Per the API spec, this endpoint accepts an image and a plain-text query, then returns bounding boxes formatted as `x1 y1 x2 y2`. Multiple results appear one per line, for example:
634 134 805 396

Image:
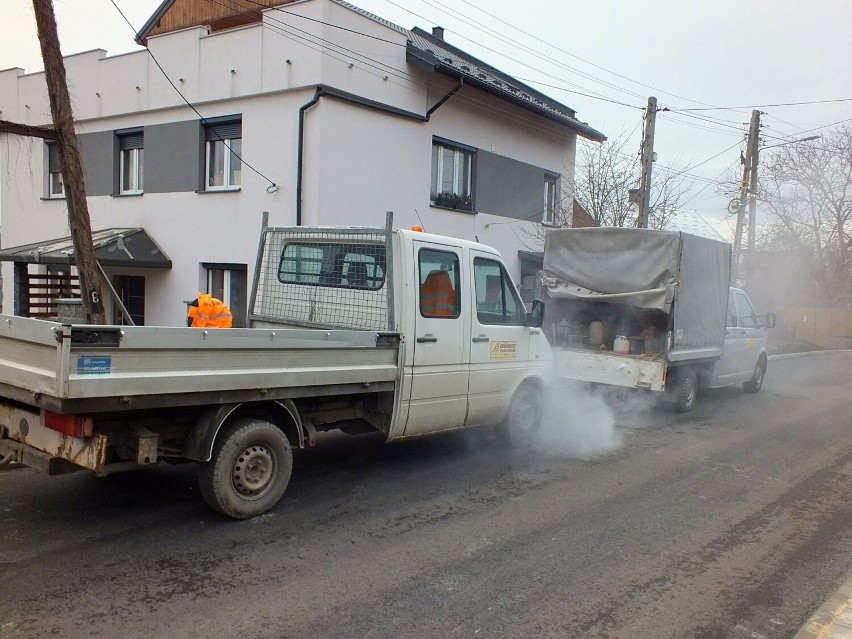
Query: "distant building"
0 0 604 325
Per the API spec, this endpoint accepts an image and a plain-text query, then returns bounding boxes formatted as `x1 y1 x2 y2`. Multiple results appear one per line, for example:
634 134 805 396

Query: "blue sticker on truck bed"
77 355 112 374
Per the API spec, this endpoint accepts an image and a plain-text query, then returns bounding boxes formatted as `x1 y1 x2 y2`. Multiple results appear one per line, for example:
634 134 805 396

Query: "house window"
205 119 242 190
474 257 523 325
206 264 248 327
113 275 145 325
119 131 144 194
430 140 473 211
46 142 64 198
543 174 558 225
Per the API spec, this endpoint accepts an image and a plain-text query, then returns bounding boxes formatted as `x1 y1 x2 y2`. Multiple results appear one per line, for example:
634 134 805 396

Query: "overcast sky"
2 0 851 236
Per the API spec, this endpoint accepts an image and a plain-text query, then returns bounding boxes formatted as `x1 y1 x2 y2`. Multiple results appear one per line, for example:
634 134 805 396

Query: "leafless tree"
754 125 852 303
575 132 692 230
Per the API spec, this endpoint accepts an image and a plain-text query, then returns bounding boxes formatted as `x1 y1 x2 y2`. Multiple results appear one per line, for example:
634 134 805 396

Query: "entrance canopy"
0 228 171 269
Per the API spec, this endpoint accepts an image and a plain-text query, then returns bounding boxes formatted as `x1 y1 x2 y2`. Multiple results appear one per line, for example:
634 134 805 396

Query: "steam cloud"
533 382 657 458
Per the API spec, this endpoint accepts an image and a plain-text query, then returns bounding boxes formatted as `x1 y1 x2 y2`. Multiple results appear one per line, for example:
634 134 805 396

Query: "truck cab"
393 229 553 440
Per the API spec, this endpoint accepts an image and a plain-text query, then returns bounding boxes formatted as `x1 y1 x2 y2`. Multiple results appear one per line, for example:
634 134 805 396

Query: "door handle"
416 335 438 343
472 335 490 343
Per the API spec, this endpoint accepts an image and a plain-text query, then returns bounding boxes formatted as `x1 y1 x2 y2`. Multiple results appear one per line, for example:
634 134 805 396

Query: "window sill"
196 187 242 194
41 195 66 201
112 192 144 198
430 202 475 214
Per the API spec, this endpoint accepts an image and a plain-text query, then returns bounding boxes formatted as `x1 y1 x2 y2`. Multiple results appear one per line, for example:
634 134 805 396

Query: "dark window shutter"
119 132 144 150
205 120 242 141
47 143 60 172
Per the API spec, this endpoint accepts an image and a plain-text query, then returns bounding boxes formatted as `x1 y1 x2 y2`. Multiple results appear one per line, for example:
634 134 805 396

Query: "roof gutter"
296 83 463 225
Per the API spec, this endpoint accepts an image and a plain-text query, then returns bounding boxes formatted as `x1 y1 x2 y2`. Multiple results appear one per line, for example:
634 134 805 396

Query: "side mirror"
527 299 545 328
763 312 777 329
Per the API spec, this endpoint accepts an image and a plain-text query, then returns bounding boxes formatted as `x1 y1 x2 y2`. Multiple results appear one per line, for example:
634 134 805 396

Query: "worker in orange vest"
420 270 456 316
187 293 233 328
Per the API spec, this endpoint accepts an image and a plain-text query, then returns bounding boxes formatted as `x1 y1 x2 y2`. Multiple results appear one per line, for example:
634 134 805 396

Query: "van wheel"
743 359 766 393
198 418 293 519
673 367 698 413
497 385 543 448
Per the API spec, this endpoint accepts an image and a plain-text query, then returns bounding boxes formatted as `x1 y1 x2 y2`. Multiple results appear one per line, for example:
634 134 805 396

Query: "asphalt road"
1 353 850 639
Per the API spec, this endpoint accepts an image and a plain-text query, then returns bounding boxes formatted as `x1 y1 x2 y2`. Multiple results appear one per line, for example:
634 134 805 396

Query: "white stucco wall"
0 0 583 325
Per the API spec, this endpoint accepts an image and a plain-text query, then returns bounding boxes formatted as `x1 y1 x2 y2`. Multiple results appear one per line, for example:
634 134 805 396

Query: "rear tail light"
41 410 93 438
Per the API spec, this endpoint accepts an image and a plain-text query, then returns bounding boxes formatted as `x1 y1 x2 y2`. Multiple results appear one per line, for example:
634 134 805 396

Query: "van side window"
735 291 757 328
419 249 460 318
727 291 738 327
474 257 523 325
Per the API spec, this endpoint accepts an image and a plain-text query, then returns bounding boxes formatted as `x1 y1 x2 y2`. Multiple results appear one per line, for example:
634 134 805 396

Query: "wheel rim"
683 376 696 405
232 443 277 500
754 365 764 387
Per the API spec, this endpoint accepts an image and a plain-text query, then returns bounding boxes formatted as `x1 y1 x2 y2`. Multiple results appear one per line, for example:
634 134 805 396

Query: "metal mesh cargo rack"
249 212 395 332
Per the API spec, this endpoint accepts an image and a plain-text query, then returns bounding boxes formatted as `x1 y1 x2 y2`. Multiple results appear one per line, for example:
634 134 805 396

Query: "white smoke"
533 381 660 458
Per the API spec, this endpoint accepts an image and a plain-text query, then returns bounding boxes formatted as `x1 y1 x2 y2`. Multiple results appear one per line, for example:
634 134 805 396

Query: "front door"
403 242 469 436
716 289 752 383
466 251 531 427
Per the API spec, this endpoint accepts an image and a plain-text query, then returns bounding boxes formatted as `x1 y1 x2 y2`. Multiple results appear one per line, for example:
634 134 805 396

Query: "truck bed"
0 315 400 413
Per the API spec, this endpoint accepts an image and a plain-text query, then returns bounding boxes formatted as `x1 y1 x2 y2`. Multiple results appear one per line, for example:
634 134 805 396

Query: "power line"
679 97 852 111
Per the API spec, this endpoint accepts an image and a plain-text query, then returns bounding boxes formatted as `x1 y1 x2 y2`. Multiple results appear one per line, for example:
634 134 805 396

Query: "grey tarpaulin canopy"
0 228 171 269
542 227 732 350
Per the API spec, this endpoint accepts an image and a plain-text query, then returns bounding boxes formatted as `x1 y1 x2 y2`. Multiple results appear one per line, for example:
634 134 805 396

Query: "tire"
673 366 698 413
497 384 543 448
743 359 766 393
198 418 293 519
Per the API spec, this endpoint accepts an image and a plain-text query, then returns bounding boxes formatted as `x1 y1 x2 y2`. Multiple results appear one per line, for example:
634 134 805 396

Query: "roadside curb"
793 574 852 639
768 349 852 362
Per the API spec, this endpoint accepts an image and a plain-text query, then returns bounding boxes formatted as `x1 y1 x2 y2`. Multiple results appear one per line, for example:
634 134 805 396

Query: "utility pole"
636 96 657 229
32 0 105 324
732 109 760 282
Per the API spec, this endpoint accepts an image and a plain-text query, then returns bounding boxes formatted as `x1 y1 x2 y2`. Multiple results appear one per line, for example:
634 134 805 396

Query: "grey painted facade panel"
144 120 203 193
476 150 554 221
78 131 116 197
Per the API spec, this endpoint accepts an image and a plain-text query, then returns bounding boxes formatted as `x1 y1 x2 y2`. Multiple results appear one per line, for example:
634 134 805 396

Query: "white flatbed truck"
0 216 552 518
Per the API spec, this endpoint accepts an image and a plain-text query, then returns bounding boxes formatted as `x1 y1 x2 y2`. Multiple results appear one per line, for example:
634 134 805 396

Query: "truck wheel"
743 359 766 393
198 418 293 519
497 385 543 448
673 367 698 413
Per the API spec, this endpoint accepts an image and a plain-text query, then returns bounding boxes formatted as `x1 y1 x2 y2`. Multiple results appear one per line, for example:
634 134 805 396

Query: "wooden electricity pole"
636 96 658 229
732 109 760 282
32 0 105 324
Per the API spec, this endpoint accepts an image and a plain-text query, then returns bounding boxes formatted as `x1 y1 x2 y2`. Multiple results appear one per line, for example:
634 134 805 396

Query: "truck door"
716 289 749 383
403 242 470 436
732 290 765 375
465 251 531 427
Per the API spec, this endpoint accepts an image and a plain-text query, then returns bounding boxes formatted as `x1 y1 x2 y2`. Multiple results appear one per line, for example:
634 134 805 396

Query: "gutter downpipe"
296 81 464 226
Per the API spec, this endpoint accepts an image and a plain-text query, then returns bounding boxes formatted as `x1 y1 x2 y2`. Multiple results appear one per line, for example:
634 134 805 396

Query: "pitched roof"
135 0 605 140
405 28 604 141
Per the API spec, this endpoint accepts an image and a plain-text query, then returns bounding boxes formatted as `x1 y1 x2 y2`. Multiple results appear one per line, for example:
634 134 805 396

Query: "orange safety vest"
420 270 456 316
188 293 233 328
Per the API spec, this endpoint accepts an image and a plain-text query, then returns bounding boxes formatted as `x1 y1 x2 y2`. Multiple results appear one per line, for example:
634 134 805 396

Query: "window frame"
734 291 758 329
430 139 474 211
46 142 65 199
203 263 248 327
473 256 525 326
204 118 243 192
276 242 386 291
543 174 558 225
418 248 461 319
119 147 144 195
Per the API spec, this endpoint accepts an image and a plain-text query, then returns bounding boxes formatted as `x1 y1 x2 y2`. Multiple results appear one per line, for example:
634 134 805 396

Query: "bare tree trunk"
32 0 105 324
